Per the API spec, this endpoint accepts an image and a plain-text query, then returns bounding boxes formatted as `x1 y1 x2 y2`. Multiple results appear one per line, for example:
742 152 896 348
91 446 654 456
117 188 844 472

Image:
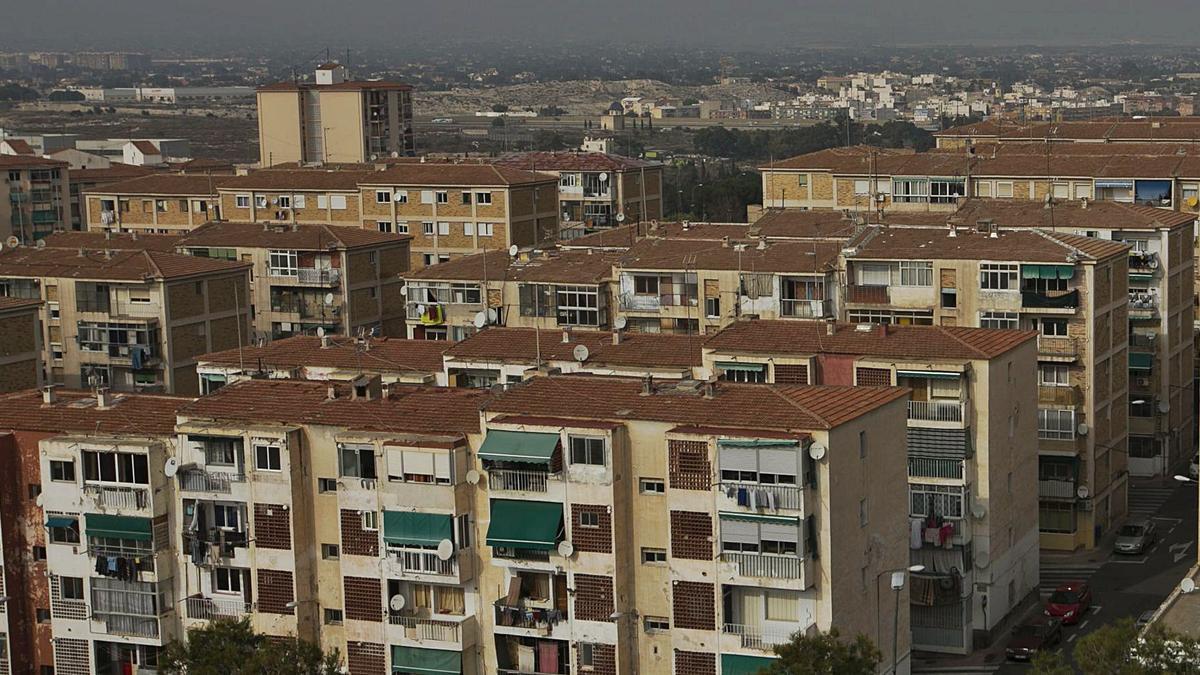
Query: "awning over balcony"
1129 352 1154 370
1021 264 1075 280
721 654 778 675
908 427 972 460
1130 273 1154 283
897 370 961 381
716 361 766 372
719 511 800 525
478 430 558 464
717 439 799 448
1095 179 1133 189
390 646 462 674
45 516 76 528
383 511 452 548
485 500 563 551
85 514 152 541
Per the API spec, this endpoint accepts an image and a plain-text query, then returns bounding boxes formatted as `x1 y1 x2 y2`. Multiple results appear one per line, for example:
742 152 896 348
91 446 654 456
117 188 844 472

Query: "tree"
1074 618 1140 674
159 618 342 675
490 103 509 113
1029 650 1074 675
1029 618 1200 675
759 628 882 675
48 89 85 102
491 116 506 127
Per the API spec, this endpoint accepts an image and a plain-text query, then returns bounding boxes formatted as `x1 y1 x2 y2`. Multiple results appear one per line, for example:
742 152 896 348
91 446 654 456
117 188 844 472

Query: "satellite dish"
573 344 590 362
316 327 325 338
613 316 628 330
473 311 487 329
1076 485 1090 500
1076 423 1090 437
557 540 575 558
562 211 572 221
36 239 45 249
808 443 827 461
508 244 519 257
486 308 498 323
391 151 400 158
393 191 405 202
1183 578 1197 594
164 457 179 478
389 594 406 611
615 213 626 223
324 293 335 305
971 501 987 519
465 469 481 485
436 539 455 561
6 236 18 248
416 304 426 316
400 285 409 297
598 172 609 182
1158 400 1171 414
270 197 278 205
974 551 991 569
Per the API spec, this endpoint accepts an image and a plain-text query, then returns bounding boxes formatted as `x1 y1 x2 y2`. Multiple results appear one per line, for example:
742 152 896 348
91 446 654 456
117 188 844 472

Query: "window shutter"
758 448 799 476
720 519 759 545
433 453 452 482
386 448 405 479
718 447 757 473
403 451 434 476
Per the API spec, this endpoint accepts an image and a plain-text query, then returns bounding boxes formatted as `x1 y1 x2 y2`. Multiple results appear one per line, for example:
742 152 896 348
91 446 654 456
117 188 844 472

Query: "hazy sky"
5 0 1200 50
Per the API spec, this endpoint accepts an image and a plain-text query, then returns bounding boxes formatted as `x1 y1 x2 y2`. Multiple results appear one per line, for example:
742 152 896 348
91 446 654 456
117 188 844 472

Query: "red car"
1044 581 1092 625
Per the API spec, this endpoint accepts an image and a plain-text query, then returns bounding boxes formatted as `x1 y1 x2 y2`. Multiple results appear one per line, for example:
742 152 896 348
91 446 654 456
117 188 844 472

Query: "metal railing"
722 622 794 649
908 457 965 480
95 613 159 638
488 467 554 493
1038 479 1077 500
720 552 804 580
908 399 965 423
387 547 457 576
781 298 829 318
179 468 245 494
185 595 251 620
84 484 148 510
1037 335 1079 357
296 268 340 285
494 603 567 629
388 614 462 642
847 284 889 304
720 481 803 510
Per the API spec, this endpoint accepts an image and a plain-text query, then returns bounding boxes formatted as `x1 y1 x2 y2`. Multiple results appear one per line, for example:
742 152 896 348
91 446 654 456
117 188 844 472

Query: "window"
633 275 659 296
375 190 391 204
476 192 492 205
154 200 167 213
268 250 298 277
377 220 393 233
36 608 50 623
765 590 800 621
980 263 1018 290
641 547 667 564
49 460 75 482
393 191 408 204
556 286 600 326
1130 399 1154 418
361 511 378 531
48 301 60 319
1038 318 1068 336
254 196 268 209
579 511 600 528
438 222 450 236
644 616 670 632
396 221 409 234
388 448 452 484
980 311 1019 329
322 544 340 559
892 179 929 203
214 567 243 593
579 643 595 670
569 436 605 466
463 222 474 236
640 478 665 494
519 284 556 317
859 498 868 526
909 483 966 519
705 296 720 318
323 609 345 625
422 222 435 236
1040 501 1076 533
277 195 291 208
293 194 305 208
420 190 434 204
1039 364 1069 387
721 365 766 384
317 195 329 209
941 289 957 308
898 261 932 286
975 181 992 197
460 192 472 205
435 191 448 204
995 181 1014 198
1038 408 1076 440
853 179 870 195
929 179 965 204
82 451 149 484
49 517 79 544
457 514 471 550
339 444 377 480
318 477 338 493
33 545 46 561
60 576 84 600
1130 435 1158 458
857 263 892 286
213 504 241 531
254 443 281 472
330 195 347 210
476 222 494 237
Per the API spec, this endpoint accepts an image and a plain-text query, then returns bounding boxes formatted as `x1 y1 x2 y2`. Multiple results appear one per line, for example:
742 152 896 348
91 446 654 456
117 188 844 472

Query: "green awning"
719 511 801 525
383 511 452 547
717 361 767 372
897 370 961 380
1021 264 1074 280
46 516 77 529
1129 352 1154 370
390 646 462 674
478 430 559 464
721 654 778 675
718 439 799 448
1130 273 1154 283
85 514 152 541
486 500 563 550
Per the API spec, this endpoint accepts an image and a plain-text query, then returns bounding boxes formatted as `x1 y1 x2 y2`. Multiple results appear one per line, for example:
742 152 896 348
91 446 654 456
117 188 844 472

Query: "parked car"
1044 581 1092 625
1135 609 1157 630
1114 520 1157 555
1189 453 1199 479
1005 616 1063 661
431 118 455 124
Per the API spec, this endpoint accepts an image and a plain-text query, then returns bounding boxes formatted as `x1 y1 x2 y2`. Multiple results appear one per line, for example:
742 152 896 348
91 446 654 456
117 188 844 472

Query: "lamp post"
888 564 925 675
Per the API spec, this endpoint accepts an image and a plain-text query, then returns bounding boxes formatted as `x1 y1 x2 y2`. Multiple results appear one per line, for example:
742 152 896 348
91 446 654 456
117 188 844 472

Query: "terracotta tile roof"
131 140 159 155
847 225 1129 263
258 80 412 93
217 169 372 192
561 222 755 249
0 246 249 281
81 173 230 196
751 210 862 239
620 237 840 274
760 146 913 172
0 296 41 312
952 199 1195 231
446 328 703 369
485 374 909 431
704 319 1036 361
0 389 188 437
70 164 157 185
494 151 657 171
938 117 1200 142
2 139 35 155
0 155 65 169
407 248 620 284
40 231 184 252
198 335 447 375
359 163 555 187
178 221 408 250
170 158 237 174
177 380 484 436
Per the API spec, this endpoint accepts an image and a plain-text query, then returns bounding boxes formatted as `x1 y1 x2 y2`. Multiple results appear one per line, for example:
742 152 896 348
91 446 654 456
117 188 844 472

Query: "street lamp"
1173 475 1196 484
890 564 926 675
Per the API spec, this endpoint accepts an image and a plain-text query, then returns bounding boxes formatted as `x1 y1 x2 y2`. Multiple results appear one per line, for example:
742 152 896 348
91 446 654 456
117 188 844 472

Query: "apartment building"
840 225 1130 551
477 374 913 674
703 319 1040 652
933 117 1200 149
494 151 664 231
2 155 70 242
172 379 489 674
216 169 370 228
615 237 841 334
82 174 227 233
66 164 156 231
257 63 414 165
0 246 251 395
194 335 450 391
442 327 705 386
402 247 623 340
175 220 410 339
0 297 42 393
0 387 188 675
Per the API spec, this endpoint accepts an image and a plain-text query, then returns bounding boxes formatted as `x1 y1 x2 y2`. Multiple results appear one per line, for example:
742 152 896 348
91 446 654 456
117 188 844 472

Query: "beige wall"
257 91 306 166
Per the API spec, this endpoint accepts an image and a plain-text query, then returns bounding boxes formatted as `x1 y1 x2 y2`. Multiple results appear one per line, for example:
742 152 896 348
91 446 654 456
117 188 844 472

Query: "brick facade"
347 641 387 675
669 510 712 560
674 650 717 675
774 363 809 385
253 503 292 549
340 508 379 556
668 439 710 490
579 643 617 675
672 580 715 630
256 569 294 614
855 366 892 386
573 574 615 622
571 504 612 553
343 576 383 622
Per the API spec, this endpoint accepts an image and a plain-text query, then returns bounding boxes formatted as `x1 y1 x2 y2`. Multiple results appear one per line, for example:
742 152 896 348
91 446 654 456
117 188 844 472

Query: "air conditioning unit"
1077 498 1093 511
1135 377 1150 387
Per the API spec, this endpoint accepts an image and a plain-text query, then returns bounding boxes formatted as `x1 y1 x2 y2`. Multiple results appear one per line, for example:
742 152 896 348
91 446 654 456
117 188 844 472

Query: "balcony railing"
296 268 340 285
908 457 965 480
1129 251 1159 271
387 546 457 576
1129 293 1159 312
847 284 889 304
84 484 148 510
179 468 245 494
720 552 804 580
488 467 554 493
494 602 567 630
908 399 965 423
185 595 251 620
1021 289 1079 309
781 298 829 318
1039 479 1077 500
1037 336 1079 357
722 622 795 650
95 613 159 638
388 614 462 642
720 481 803 511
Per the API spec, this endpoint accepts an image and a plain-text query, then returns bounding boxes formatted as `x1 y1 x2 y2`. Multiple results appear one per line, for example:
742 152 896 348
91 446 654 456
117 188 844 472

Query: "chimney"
703 376 718 399
612 330 622 345
1080 197 1088 209
721 236 730 248
947 222 957 237
320 333 331 348
989 223 999 238
825 317 836 336
561 328 571 344
42 384 56 405
326 385 337 400
641 374 654 395
351 373 382 401
104 230 112 240
94 386 113 409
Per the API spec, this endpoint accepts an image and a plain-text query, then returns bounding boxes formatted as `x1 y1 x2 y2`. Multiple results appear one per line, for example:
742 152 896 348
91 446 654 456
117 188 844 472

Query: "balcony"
185 594 251 620
178 468 245 494
183 529 249 565
387 546 457 577
296 268 340 286
494 602 567 631
84 484 149 510
1021 289 1079 311
1039 479 1077 501
720 552 807 581
617 292 662 312
1129 292 1159 317
95 613 159 638
847 284 889 304
781 298 830 318
908 457 965 480
487 467 556 493
1039 385 1082 407
907 399 966 424
722 622 794 650
1037 336 1079 360
720 481 803 511
388 614 462 642
1129 251 1159 272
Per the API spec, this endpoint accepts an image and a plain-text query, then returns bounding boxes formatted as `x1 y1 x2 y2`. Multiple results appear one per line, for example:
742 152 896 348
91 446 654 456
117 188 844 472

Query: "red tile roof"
0 155 65 169
0 246 249 281
0 296 41 313
847 225 1129 263
178 221 409 250
2 139 35 155
407 248 620 284
495 151 657 171
131 140 159 155
69 164 157 186
178 380 485 436
704 320 1036 361
81 173 231 196
485 374 909 430
952 199 1195 231
359 163 555 187
446 328 703 369
620 237 840 274
198 335 447 375
0 389 188 437
40 231 184 252
217 169 371 192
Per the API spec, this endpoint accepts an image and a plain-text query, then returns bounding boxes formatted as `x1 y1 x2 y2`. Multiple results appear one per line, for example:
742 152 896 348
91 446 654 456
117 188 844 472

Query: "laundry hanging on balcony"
418 304 445 326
